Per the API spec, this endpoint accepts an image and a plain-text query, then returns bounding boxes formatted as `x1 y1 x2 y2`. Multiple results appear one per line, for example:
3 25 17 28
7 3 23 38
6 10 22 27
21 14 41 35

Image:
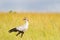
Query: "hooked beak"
23 18 29 21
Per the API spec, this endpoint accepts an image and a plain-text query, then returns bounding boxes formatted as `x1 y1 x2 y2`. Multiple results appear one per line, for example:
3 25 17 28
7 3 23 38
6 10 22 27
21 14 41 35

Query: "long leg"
21 32 24 38
16 32 21 36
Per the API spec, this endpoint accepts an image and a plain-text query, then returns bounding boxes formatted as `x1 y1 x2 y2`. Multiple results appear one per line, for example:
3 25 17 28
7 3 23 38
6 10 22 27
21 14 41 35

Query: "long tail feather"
8 28 18 33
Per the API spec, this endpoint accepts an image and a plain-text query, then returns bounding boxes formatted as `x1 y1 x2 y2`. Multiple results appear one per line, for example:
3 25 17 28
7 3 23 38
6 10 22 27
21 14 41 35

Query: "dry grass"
0 12 60 40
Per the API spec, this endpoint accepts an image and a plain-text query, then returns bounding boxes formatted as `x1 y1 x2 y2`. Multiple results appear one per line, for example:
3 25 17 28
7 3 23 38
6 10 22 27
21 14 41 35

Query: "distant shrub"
14 11 16 14
9 10 17 14
9 10 12 13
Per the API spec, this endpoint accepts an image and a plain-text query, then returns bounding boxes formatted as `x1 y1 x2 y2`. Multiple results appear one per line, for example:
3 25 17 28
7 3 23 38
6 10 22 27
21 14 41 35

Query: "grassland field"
0 12 60 40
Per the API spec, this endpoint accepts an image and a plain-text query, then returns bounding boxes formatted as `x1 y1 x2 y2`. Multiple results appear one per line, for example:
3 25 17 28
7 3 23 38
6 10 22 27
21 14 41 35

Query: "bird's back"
16 25 25 31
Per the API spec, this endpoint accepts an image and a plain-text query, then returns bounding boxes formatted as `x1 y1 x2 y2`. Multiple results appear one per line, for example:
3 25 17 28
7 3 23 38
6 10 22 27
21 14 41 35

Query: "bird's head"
23 17 29 21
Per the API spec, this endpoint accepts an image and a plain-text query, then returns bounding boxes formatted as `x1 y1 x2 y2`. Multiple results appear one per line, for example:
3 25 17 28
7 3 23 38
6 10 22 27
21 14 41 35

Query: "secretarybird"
9 17 29 38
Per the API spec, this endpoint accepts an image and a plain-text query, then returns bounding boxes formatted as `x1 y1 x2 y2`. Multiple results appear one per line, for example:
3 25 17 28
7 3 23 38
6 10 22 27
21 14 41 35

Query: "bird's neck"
24 20 29 28
25 20 29 26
